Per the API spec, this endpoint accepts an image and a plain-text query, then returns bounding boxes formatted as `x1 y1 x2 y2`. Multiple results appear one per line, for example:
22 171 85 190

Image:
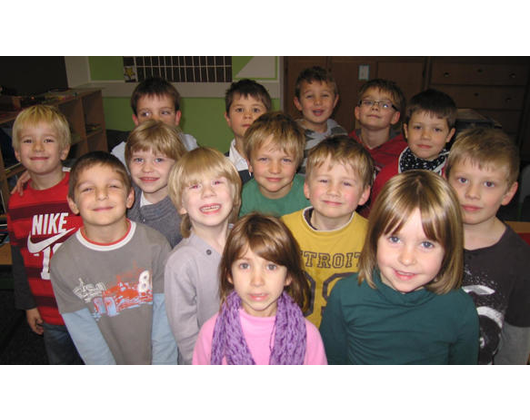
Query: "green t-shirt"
239 174 310 217
320 271 480 365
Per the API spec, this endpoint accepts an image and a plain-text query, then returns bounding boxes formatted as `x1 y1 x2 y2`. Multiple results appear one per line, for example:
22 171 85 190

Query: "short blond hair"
359 170 463 295
125 120 187 166
12 104 71 152
167 147 242 238
243 111 305 169
446 127 520 187
306 134 375 189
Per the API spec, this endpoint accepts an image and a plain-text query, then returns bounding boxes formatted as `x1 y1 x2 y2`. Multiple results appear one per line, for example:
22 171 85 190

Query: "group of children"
6 67 529 365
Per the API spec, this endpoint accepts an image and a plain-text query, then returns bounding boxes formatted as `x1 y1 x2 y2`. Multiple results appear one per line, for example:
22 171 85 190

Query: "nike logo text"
27 228 75 254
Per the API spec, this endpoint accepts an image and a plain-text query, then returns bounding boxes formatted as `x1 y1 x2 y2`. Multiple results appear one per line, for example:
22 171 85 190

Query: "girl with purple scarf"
192 213 327 365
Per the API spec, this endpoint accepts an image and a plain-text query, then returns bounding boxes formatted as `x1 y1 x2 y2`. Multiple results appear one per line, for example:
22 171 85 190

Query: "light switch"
359 65 370 80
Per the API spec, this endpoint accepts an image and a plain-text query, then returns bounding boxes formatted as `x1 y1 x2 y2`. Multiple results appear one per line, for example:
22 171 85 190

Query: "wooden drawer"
430 85 526 110
431 62 529 86
477 110 522 135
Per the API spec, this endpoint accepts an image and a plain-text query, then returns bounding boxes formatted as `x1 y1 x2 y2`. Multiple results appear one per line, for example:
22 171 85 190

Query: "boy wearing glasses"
350 79 407 175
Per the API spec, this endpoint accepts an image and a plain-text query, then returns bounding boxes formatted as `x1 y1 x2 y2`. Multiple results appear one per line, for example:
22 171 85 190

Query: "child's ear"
284 275 292 287
332 93 339 109
303 180 311 200
60 146 70 161
358 186 371 207
354 106 361 121
502 181 519 206
446 127 456 144
390 111 401 125
132 113 140 127
67 196 79 215
293 96 303 112
14 149 21 162
174 110 182 126
126 188 135 209
247 160 253 175
403 123 409 140
224 112 232 128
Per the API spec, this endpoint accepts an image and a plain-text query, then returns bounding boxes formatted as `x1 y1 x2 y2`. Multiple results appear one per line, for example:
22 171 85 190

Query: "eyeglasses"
358 99 398 112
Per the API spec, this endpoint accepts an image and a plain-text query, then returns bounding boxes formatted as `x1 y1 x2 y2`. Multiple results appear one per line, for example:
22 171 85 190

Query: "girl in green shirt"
320 170 479 364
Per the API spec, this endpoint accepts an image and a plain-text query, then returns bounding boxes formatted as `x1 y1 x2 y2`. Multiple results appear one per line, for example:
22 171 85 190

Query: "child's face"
229 247 291 317
68 164 134 234
354 87 400 131
447 159 517 228
224 94 268 143
132 94 181 127
248 137 298 199
15 122 69 177
403 111 455 161
304 157 370 229
179 174 235 232
294 81 339 132
129 149 176 204
377 208 445 294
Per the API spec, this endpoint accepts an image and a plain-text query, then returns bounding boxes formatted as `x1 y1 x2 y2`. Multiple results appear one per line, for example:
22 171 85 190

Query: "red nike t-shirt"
7 172 83 325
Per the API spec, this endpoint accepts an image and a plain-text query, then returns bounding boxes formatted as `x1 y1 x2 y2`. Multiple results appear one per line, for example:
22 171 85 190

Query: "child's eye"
154 157 166 164
412 125 422 130
257 157 268 162
234 107 244 113
189 183 201 190
266 263 278 271
238 262 250 270
22 138 32 144
109 183 122 189
252 107 262 113
318 178 328 184
139 111 152 118
133 157 144 164
212 179 224 186
388 235 400 244
484 181 495 188
44 138 55 143
80 186 93 193
457 177 468 185
420 241 435 249
282 158 293 164
161 109 173 115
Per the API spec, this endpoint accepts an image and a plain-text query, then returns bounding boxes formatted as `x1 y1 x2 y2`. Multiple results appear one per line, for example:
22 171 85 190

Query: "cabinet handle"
443 72 450 78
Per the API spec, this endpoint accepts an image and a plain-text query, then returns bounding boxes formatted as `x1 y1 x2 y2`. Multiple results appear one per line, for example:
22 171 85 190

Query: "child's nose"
465 182 480 199
250 270 264 287
32 140 44 152
269 160 281 173
398 246 416 266
142 160 154 172
96 187 109 200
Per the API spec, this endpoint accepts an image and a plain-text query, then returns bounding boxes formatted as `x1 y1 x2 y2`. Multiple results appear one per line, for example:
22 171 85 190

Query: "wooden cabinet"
425 57 530 159
0 88 108 214
283 56 530 161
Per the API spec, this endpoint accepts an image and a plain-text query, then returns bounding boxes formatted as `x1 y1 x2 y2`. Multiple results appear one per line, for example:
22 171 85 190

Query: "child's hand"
26 308 44 335
11 171 31 196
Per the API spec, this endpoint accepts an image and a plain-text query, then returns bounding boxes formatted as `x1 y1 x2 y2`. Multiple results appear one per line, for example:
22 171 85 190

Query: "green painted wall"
89 56 279 152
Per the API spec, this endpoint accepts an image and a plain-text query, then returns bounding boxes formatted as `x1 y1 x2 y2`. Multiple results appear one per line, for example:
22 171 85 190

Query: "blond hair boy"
125 120 187 247
282 135 373 327
7 105 83 364
446 127 530 364
239 111 309 217
165 147 242 364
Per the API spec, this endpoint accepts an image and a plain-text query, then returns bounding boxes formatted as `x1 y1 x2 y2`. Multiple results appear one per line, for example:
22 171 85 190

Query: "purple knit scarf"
210 291 307 365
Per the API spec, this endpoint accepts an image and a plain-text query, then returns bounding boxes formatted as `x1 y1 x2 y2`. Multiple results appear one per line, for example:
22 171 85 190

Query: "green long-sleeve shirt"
320 271 479 364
